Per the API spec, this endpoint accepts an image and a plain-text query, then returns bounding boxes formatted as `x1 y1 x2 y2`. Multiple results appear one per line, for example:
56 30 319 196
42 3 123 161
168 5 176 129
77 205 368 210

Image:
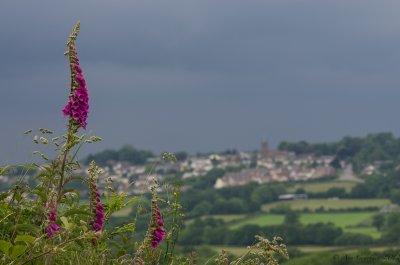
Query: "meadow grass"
203 214 247 222
288 180 358 193
229 214 285 228
229 212 379 238
261 198 391 212
229 212 374 229
299 212 376 227
343 226 381 239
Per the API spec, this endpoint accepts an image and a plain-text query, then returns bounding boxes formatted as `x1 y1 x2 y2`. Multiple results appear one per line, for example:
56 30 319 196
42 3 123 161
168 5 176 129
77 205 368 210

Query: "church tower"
261 140 269 158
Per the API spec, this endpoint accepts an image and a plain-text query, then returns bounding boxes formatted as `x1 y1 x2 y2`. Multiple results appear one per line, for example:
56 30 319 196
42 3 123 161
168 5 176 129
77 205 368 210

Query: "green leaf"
125 196 140 206
105 193 128 215
0 240 12 254
32 187 47 202
14 224 40 233
10 244 27 258
85 135 103 143
64 208 91 217
15 235 36 245
114 222 136 235
0 192 9 201
0 166 10 175
20 163 37 172
60 216 74 230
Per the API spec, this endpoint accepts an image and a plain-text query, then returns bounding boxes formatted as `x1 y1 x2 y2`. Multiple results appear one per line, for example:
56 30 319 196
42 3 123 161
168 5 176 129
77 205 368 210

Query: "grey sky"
1 0 400 163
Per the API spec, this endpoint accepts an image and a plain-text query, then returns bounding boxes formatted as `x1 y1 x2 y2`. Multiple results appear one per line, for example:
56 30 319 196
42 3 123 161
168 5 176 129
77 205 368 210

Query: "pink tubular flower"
91 201 105 232
62 23 89 129
45 202 61 238
150 200 166 248
62 63 89 129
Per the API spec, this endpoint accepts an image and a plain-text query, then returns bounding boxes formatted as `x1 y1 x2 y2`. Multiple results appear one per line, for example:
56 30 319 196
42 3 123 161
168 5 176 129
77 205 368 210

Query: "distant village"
73 140 340 194
0 140 384 195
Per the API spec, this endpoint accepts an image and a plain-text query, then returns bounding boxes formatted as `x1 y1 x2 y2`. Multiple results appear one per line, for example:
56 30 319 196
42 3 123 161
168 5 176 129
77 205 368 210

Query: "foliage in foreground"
0 22 288 264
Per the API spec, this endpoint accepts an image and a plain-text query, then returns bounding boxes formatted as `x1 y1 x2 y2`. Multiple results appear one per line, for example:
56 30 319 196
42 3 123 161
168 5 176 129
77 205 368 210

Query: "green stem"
57 125 73 203
19 234 87 265
70 134 86 162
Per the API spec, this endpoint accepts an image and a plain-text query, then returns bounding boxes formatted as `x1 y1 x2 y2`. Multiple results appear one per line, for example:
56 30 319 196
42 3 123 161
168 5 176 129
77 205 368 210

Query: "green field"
203 214 246 223
229 212 380 238
261 198 391 212
185 214 247 225
299 212 375 227
229 214 284 228
288 180 358 193
344 227 381 239
230 212 376 229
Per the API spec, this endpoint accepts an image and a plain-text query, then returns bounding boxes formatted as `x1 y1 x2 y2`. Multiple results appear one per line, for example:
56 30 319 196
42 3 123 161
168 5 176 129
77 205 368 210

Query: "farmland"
287 180 358 193
228 212 380 238
261 198 391 212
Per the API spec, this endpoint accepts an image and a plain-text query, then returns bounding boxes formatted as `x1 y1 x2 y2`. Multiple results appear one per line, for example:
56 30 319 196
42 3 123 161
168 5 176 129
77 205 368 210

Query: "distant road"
338 164 363 183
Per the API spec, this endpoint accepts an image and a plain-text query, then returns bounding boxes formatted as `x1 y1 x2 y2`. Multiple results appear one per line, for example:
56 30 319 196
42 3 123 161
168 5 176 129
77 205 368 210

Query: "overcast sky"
1 0 400 163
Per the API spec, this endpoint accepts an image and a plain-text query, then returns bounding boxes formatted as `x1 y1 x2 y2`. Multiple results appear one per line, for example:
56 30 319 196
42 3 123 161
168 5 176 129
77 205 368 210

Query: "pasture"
288 180 358 193
228 212 380 238
261 198 391 212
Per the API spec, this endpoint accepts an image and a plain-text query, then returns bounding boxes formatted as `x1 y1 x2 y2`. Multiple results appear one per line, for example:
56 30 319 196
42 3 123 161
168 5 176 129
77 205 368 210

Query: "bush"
302 223 343 245
270 204 293 214
251 184 286 205
334 233 374 246
189 201 213 217
227 225 263 245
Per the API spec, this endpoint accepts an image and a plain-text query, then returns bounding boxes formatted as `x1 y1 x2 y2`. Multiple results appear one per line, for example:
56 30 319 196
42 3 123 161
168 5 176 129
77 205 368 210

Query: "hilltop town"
65 140 337 194
7 136 393 196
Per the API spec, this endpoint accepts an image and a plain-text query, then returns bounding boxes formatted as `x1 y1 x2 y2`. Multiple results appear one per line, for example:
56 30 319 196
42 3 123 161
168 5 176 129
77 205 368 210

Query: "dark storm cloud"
1 0 400 162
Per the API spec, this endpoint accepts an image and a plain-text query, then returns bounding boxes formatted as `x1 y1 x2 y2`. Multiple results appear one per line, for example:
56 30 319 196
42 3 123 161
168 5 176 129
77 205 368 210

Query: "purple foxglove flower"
89 179 105 232
45 202 61 238
150 200 166 248
91 201 105 232
62 32 89 129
